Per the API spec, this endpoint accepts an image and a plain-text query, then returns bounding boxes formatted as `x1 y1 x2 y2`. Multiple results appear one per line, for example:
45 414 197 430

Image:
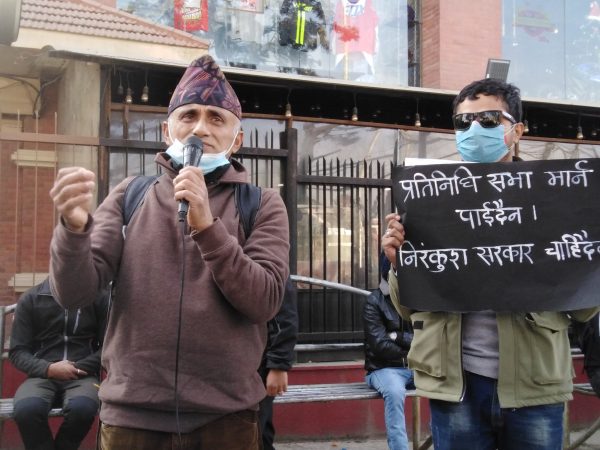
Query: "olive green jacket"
388 271 598 408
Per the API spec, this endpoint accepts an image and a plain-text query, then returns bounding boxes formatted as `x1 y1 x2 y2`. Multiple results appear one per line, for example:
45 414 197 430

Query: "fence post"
282 127 297 276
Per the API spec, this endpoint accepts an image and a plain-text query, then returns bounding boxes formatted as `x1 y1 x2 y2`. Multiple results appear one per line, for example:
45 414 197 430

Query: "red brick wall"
0 140 20 305
421 0 503 91
0 84 60 306
421 0 441 88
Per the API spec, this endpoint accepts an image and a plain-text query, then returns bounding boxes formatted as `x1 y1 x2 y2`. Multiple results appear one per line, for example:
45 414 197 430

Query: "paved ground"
275 428 600 449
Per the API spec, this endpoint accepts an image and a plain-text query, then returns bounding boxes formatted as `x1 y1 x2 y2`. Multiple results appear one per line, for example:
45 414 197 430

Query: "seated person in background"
9 277 108 450
259 279 299 450
363 253 414 450
575 312 600 396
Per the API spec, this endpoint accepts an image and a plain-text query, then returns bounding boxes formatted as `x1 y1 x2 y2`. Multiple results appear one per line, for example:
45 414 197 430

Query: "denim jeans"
366 367 414 450
429 371 564 450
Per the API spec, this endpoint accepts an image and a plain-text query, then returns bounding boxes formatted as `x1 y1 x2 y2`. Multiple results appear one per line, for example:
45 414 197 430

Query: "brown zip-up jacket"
49 155 290 432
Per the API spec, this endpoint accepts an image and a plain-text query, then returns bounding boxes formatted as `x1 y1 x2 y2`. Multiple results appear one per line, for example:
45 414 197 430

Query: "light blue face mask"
165 125 240 174
455 122 514 163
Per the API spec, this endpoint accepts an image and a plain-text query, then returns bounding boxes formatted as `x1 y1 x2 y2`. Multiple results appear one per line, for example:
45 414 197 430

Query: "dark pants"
99 410 261 450
258 394 275 450
258 366 276 450
13 376 99 450
588 368 600 397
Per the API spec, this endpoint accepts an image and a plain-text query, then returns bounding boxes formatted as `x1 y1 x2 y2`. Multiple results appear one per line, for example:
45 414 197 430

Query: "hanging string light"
414 113 421 127
414 99 421 127
576 115 584 139
285 89 292 118
351 93 358 122
141 70 149 103
523 119 529 134
117 71 124 96
125 72 132 104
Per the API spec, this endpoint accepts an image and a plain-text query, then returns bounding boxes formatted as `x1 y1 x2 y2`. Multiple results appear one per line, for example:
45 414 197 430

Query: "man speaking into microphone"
48 55 290 449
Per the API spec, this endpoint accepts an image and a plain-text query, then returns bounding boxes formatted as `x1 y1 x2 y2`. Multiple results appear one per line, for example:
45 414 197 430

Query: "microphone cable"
172 135 202 447
173 219 187 448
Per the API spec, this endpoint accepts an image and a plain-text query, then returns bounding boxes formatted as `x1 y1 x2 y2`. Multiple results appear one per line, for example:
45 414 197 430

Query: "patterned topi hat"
168 55 242 119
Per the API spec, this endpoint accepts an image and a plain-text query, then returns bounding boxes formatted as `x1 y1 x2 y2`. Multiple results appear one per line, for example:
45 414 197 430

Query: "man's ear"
162 121 172 146
230 128 244 155
513 122 525 143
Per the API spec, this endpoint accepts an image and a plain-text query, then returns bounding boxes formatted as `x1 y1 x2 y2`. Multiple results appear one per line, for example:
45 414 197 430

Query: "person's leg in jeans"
498 402 564 450
55 376 100 450
429 372 497 450
366 367 414 450
13 378 57 450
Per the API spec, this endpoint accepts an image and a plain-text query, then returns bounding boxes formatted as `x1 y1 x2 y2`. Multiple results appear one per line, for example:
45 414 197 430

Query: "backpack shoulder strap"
122 175 159 238
234 183 262 239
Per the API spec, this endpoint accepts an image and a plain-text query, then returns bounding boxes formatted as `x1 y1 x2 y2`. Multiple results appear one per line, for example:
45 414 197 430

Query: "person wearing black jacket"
363 255 414 450
258 279 299 450
576 312 600 396
9 278 109 450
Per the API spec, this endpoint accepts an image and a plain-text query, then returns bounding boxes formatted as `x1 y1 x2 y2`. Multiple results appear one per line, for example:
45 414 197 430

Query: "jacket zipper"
63 309 68 360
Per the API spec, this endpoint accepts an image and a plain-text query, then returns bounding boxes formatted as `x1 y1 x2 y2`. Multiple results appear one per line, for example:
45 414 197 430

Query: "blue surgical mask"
165 124 240 174
199 150 230 174
455 122 514 163
165 138 184 165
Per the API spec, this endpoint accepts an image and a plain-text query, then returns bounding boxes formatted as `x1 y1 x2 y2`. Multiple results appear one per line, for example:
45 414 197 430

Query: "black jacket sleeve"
577 313 600 373
264 278 298 371
363 290 406 361
9 286 51 378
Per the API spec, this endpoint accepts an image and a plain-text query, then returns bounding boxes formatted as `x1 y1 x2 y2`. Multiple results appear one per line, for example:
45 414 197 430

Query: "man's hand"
382 213 405 270
265 369 288 397
173 166 213 232
49 167 95 232
47 360 87 380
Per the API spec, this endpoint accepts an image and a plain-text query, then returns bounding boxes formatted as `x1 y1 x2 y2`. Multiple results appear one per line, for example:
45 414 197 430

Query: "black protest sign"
391 158 600 312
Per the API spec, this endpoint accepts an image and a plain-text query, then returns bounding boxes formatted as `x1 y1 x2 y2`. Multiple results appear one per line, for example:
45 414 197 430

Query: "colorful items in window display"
231 0 264 12
278 0 329 51
333 0 378 77
333 0 378 54
174 0 208 32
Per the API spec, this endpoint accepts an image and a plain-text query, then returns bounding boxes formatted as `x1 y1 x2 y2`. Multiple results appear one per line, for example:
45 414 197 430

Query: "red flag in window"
174 0 209 32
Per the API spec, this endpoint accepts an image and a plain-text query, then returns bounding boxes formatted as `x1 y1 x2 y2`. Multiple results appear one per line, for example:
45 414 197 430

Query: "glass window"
117 0 414 86
502 1 600 104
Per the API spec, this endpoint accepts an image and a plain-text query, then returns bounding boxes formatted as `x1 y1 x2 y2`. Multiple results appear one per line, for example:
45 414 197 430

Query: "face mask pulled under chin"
455 122 514 163
165 127 240 174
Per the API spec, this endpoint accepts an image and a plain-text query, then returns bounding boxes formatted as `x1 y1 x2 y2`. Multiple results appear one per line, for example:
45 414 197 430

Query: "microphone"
177 136 203 222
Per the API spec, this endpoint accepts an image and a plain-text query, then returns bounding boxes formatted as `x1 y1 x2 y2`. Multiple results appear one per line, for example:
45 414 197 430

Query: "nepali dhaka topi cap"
168 55 242 119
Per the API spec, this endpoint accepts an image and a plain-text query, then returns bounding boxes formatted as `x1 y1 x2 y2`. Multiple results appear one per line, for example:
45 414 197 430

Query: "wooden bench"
273 382 432 450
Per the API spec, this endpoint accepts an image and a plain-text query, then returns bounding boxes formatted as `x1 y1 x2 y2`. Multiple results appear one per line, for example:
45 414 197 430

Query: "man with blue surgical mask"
49 55 290 450
452 78 524 164
382 78 599 450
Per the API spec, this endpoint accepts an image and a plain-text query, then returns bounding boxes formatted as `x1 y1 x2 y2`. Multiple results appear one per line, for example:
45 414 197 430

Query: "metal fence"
1 118 392 346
